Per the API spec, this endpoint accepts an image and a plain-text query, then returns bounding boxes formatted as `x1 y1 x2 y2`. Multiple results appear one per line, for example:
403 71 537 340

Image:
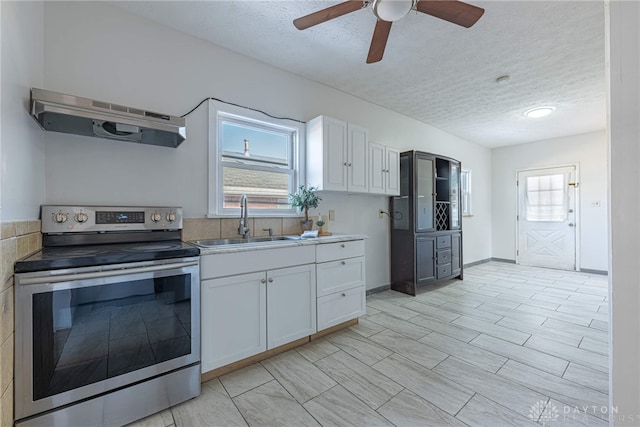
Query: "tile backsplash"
0 220 41 427
183 217 326 241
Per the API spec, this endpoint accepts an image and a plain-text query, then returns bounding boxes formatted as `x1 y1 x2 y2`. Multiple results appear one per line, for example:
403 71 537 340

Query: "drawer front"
436 235 451 249
316 239 365 263
201 245 315 279
437 249 451 265
317 256 365 297
437 263 452 278
317 286 366 331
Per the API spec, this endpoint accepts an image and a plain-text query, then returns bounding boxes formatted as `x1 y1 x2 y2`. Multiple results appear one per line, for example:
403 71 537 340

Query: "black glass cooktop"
15 240 200 273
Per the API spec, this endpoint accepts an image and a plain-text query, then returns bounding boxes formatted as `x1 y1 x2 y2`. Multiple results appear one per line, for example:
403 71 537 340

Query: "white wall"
607 0 640 423
41 1 493 290
492 131 608 271
0 1 45 221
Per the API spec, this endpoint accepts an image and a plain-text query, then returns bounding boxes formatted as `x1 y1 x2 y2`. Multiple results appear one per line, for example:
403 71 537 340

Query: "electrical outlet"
378 209 384 219
328 210 335 221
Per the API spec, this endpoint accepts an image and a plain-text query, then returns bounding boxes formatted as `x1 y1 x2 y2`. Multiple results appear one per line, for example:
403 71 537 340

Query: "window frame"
207 100 306 218
461 169 472 216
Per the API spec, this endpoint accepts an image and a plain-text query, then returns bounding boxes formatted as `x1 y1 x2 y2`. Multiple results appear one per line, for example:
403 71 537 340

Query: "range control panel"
41 205 183 233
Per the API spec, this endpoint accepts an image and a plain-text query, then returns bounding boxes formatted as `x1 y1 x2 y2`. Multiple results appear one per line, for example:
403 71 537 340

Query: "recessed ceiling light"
524 106 555 118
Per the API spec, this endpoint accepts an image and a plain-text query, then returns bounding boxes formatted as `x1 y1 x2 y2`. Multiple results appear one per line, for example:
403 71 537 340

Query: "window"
461 169 472 216
524 174 568 221
208 101 305 217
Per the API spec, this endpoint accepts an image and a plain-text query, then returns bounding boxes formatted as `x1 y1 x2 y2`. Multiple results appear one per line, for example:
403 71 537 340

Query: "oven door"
14 257 200 421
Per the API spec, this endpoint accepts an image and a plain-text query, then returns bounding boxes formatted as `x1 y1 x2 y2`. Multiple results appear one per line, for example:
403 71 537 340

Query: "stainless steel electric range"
14 205 201 427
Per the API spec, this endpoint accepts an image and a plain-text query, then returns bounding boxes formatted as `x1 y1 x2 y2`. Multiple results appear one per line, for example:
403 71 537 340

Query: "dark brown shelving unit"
390 151 462 296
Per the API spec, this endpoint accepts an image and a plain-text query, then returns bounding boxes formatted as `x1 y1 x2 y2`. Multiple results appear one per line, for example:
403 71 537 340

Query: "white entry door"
517 166 577 270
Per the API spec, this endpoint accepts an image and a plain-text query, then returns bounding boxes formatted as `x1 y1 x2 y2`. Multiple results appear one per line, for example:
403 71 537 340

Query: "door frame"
514 163 581 270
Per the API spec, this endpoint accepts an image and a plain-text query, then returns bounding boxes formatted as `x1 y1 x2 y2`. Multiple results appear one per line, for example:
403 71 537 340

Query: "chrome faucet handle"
263 228 274 236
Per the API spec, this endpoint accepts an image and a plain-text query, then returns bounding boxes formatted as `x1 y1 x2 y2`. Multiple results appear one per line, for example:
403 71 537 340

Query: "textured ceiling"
115 1 606 148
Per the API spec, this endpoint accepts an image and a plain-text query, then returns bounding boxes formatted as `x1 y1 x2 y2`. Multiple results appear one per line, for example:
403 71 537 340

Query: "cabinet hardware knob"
340 244 345 248
341 261 346 265
568 223 575 227
260 278 266 283
341 293 346 297
268 277 274 282
343 162 348 166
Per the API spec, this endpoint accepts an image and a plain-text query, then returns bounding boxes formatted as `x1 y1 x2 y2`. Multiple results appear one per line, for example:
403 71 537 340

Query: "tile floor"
131 261 610 427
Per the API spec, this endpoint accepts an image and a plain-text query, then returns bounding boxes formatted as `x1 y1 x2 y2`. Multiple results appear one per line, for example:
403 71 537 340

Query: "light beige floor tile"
219 363 274 398
498 360 609 421
517 304 592 326
524 335 608 373
325 330 393 366
469 333 569 377
366 312 432 340
546 398 609 426
497 317 583 347
348 318 386 337
408 314 479 343
314 350 403 409
452 315 531 345
369 329 448 369
578 337 609 356
233 380 319 426
562 363 609 394
303 384 393 426
261 350 336 403
438 301 504 322
372 353 473 415
172 379 246 427
377 389 467 427
296 338 340 363
433 357 549 418
366 299 420 320
400 300 461 322
419 331 508 373
455 393 539 427
589 319 608 331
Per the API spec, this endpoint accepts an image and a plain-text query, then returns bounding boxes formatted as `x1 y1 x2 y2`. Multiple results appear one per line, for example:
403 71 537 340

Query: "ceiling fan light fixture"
372 0 416 22
524 106 556 118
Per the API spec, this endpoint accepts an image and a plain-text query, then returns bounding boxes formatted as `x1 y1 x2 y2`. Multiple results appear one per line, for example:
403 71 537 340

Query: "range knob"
75 212 89 223
166 212 177 222
53 212 68 224
150 212 162 222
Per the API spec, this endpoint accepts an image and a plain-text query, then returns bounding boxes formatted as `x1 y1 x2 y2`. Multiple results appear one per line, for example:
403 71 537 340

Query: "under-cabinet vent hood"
30 88 186 148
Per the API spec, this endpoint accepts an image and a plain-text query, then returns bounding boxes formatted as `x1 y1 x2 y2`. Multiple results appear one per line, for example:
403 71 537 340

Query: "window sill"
462 214 474 218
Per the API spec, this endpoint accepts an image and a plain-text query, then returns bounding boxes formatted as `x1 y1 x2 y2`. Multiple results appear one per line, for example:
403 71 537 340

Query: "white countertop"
194 234 367 255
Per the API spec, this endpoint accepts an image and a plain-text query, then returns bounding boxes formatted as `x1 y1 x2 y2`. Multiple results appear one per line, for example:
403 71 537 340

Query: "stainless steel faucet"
238 194 250 238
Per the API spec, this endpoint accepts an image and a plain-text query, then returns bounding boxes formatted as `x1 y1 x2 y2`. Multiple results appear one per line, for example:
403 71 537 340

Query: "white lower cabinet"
200 239 366 374
266 264 316 348
201 272 266 372
316 240 366 331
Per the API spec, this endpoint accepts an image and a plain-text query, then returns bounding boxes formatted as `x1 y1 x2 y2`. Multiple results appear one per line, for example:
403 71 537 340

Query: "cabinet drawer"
436 235 451 249
437 250 451 265
317 286 366 331
437 264 452 278
317 256 365 297
316 239 365 263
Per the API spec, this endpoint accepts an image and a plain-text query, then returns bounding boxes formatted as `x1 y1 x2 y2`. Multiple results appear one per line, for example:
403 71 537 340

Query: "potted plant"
289 185 321 231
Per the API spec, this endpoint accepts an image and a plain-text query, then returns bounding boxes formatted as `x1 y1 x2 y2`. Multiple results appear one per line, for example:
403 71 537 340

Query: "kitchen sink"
192 235 300 247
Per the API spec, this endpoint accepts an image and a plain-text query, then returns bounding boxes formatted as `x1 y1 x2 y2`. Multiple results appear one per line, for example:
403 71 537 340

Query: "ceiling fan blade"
293 1 366 30
367 20 392 64
416 0 484 28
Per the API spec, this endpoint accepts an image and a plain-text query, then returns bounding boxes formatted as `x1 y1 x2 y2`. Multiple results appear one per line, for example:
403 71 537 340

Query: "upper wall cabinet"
306 116 368 193
369 143 400 196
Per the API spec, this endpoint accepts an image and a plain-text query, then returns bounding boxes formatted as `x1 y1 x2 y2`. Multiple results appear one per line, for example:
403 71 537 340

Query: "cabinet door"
368 142 386 194
385 147 400 196
450 162 461 229
267 264 316 348
416 155 435 231
451 233 462 276
416 236 436 283
323 117 348 191
201 272 266 372
347 124 368 193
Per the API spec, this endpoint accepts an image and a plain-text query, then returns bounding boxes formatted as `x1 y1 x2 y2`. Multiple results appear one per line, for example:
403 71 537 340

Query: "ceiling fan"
293 0 484 64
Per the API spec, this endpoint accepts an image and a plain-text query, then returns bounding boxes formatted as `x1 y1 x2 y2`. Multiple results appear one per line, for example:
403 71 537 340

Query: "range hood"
30 88 186 148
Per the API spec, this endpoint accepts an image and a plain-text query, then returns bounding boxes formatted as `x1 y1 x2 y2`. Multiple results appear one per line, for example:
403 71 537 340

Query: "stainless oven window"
32 273 192 400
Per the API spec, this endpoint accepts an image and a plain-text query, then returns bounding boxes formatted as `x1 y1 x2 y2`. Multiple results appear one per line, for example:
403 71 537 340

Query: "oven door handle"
19 261 199 285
